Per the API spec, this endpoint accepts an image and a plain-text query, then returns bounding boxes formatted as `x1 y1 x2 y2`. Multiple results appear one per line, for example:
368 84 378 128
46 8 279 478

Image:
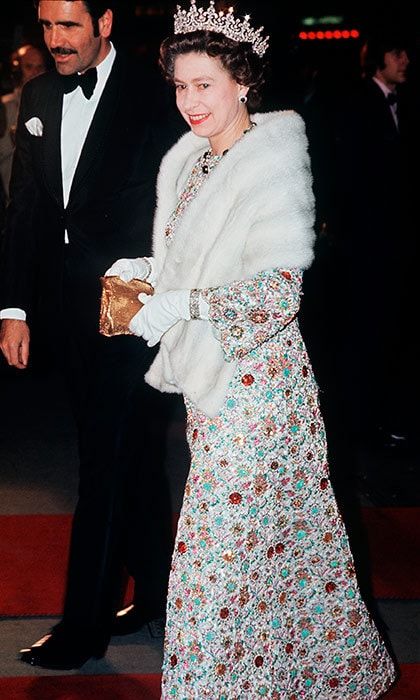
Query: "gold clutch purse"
99 276 154 337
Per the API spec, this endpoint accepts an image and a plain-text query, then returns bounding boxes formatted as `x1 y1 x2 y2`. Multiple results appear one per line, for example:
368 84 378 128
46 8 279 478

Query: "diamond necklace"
201 121 256 173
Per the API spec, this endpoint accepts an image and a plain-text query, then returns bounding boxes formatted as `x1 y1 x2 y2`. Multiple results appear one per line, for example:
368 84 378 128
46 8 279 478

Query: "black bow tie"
61 67 97 99
387 92 398 106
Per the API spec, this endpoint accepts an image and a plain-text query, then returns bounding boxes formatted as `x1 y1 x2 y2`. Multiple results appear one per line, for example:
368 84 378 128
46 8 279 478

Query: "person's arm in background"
0 82 40 369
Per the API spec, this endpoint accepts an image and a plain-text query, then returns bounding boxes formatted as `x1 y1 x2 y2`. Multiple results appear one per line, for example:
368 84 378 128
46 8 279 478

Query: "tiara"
174 0 269 58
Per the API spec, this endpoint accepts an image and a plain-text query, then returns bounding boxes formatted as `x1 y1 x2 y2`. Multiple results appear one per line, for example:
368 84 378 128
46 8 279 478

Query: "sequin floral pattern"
161 157 396 700
202 269 303 362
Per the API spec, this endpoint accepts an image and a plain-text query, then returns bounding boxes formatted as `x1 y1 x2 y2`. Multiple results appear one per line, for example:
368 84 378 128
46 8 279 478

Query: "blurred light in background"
299 29 360 40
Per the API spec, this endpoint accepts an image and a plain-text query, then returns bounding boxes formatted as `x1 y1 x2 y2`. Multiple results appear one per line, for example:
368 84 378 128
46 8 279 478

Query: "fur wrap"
145 110 315 416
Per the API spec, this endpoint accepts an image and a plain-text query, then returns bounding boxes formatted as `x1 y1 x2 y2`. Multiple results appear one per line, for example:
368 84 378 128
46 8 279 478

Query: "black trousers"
54 316 173 643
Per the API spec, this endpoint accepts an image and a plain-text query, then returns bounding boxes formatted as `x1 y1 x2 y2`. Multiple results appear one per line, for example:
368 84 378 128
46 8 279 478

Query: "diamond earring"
239 95 248 104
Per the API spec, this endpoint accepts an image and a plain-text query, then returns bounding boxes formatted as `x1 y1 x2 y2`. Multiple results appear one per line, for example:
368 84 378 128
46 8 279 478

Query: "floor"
0 355 419 691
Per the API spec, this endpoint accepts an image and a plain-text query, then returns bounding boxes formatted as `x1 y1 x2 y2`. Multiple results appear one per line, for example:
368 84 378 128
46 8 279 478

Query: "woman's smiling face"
174 51 249 153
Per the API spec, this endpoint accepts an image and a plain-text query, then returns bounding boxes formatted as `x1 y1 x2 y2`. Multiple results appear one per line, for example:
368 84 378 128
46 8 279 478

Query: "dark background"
1 1 419 103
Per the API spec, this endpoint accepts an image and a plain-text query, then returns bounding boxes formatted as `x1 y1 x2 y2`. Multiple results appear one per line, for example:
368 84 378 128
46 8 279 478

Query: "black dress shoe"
377 427 411 453
112 603 166 638
20 631 107 670
383 432 409 451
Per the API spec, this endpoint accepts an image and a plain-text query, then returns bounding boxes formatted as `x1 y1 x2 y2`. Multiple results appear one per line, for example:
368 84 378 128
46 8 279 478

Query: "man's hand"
0 319 30 369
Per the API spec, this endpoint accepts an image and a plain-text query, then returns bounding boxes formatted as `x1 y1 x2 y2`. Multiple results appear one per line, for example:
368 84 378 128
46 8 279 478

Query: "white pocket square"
25 117 43 137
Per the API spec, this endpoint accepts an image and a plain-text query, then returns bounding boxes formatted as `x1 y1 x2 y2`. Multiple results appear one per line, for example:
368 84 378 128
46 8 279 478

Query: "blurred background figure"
332 28 414 438
0 44 47 203
288 23 419 614
314 23 420 509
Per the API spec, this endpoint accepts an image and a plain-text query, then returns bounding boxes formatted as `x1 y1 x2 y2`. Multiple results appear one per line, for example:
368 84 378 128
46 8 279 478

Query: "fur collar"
146 111 315 416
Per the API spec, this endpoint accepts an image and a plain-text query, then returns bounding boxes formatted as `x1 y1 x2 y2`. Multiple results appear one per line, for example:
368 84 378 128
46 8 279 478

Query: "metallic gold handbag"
99 276 154 337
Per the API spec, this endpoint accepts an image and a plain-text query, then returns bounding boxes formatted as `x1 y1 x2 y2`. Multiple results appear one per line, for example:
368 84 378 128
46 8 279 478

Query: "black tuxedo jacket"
335 80 400 202
329 77 411 255
0 52 178 334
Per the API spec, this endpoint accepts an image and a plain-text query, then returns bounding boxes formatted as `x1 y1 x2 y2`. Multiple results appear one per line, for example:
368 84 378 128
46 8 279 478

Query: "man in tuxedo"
328 29 416 458
0 0 177 669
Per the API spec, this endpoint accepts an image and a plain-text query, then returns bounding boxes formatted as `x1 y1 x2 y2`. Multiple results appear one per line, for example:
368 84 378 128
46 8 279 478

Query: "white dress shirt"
0 44 116 322
61 43 115 211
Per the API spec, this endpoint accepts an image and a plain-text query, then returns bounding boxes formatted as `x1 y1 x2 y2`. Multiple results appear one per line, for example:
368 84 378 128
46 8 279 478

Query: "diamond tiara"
174 0 269 58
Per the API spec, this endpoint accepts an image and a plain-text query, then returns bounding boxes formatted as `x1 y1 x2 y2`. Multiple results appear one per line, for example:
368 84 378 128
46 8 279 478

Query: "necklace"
201 121 256 173
201 150 223 174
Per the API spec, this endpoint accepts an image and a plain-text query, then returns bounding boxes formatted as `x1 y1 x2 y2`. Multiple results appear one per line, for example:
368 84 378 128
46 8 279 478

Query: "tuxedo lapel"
369 80 399 137
67 54 123 206
42 75 64 208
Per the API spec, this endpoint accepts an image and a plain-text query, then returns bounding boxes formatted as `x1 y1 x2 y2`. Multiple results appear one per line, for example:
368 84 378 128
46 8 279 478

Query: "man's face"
20 47 46 84
377 49 409 89
38 0 112 75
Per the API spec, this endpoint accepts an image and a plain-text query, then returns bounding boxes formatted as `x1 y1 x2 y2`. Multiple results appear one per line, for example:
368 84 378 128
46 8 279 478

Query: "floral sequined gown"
161 152 396 699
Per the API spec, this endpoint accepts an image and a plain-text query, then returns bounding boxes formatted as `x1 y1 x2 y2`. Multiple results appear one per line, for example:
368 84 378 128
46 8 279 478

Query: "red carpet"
0 673 161 700
1 508 419 615
361 507 420 599
385 665 420 699
0 666 418 699
0 514 178 616
0 515 71 616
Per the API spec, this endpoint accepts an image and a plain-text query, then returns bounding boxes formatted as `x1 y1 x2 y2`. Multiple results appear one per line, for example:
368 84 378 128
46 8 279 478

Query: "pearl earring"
239 95 248 104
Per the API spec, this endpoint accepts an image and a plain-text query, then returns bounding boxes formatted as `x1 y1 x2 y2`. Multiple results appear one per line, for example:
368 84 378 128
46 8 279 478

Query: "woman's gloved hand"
104 256 156 284
129 289 209 347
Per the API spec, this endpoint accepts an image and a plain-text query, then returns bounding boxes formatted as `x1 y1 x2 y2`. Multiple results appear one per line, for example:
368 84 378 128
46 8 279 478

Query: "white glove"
104 256 156 284
129 289 209 347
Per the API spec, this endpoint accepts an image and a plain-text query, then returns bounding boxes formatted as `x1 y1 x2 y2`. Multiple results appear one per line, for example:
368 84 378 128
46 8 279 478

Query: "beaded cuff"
143 257 152 280
189 288 201 320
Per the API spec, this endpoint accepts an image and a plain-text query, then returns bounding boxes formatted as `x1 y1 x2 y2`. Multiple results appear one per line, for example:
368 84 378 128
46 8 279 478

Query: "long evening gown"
160 150 396 699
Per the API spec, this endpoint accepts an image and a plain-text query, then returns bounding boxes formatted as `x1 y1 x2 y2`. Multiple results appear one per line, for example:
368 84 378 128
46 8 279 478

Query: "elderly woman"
106 2 395 697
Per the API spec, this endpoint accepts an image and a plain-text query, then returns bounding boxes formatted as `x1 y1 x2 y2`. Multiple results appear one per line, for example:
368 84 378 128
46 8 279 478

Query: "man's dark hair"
34 1 113 37
361 29 409 77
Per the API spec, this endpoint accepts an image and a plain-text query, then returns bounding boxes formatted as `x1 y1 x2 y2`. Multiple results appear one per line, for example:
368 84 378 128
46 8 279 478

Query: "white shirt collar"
372 76 395 99
88 41 116 100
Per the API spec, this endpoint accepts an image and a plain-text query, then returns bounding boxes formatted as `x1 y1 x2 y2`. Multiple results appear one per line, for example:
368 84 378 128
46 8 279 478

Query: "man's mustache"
51 48 77 56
